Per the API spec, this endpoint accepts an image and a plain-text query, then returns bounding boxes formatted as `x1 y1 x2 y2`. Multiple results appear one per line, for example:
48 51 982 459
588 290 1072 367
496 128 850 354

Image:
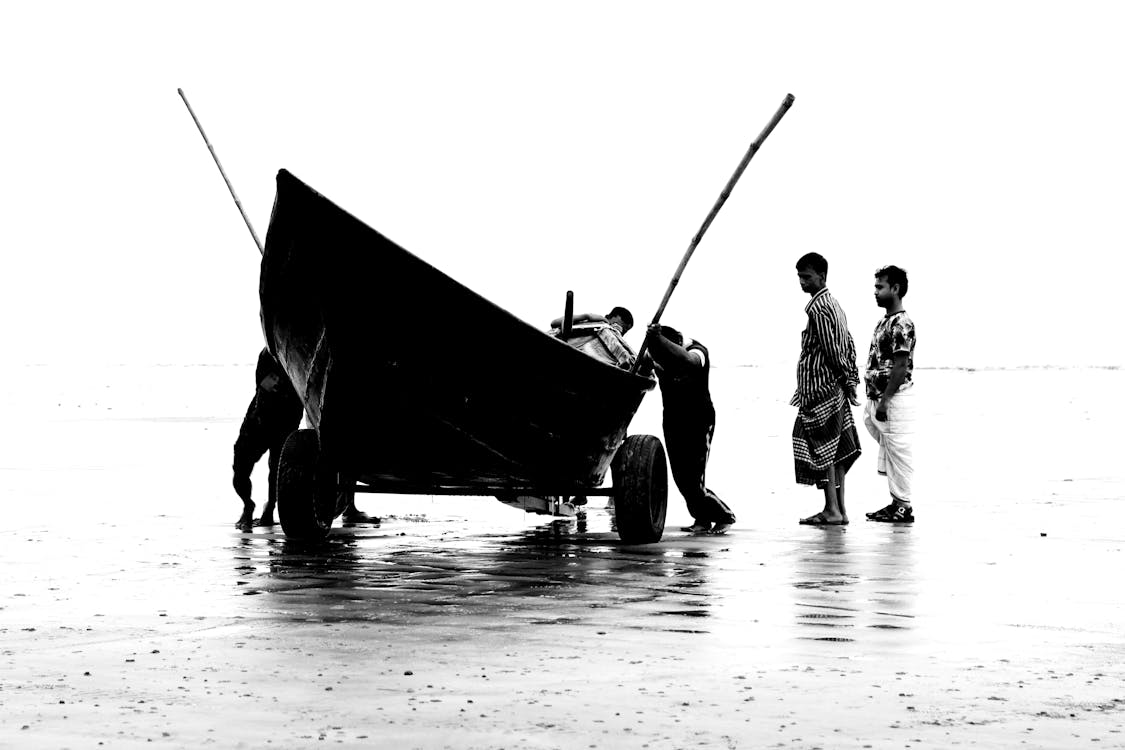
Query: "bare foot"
237 496 256 532
255 515 277 527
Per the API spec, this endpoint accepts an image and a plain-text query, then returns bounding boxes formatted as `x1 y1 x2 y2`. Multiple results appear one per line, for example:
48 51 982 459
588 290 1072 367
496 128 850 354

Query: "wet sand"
2 365 1124 748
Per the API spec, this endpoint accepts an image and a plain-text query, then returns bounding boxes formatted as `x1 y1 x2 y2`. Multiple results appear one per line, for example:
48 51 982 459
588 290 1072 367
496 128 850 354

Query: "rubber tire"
611 434 668 544
277 429 335 540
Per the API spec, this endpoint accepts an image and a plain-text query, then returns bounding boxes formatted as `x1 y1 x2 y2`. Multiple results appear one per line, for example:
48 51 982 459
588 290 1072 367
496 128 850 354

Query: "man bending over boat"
233 348 378 530
550 306 639 370
644 325 735 534
600 306 638 368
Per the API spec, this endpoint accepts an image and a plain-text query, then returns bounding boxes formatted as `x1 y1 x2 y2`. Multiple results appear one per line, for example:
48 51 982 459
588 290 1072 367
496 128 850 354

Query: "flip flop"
799 512 848 526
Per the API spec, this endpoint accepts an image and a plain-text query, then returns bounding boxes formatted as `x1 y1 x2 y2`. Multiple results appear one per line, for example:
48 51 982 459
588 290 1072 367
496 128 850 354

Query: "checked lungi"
792 388 862 487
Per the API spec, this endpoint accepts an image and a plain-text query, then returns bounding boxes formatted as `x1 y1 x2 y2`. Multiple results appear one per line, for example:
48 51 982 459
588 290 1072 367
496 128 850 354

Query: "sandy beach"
2 363 1123 748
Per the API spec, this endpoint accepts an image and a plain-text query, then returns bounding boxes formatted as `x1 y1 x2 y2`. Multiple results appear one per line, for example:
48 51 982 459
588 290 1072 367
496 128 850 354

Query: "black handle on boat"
561 291 575 338
177 88 265 256
630 93 795 374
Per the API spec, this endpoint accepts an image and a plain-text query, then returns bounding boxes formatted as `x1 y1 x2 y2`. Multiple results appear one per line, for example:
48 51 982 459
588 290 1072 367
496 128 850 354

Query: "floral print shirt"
864 311 915 400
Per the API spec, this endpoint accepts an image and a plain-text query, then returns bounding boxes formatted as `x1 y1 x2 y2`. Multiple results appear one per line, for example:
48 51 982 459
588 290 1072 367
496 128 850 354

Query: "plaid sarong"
792 388 861 487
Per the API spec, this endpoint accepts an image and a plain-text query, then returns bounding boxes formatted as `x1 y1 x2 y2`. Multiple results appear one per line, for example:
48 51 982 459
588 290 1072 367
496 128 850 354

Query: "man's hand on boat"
635 351 655 377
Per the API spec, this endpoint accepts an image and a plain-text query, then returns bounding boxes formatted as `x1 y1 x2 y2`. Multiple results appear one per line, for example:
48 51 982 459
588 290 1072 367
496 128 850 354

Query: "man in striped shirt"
791 253 863 525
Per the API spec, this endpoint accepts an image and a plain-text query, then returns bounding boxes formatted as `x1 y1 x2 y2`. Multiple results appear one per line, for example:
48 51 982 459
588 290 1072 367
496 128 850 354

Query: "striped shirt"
791 287 860 407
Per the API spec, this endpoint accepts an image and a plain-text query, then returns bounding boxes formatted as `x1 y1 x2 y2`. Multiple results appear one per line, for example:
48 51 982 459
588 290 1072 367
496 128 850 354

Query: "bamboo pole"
178 88 264 255
631 93 795 373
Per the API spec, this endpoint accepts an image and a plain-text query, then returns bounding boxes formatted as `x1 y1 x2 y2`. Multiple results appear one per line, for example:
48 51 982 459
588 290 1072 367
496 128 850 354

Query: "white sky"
3 1 1123 368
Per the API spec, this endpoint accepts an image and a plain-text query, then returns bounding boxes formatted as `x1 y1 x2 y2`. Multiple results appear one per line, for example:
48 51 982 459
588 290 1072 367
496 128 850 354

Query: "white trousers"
863 387 915 503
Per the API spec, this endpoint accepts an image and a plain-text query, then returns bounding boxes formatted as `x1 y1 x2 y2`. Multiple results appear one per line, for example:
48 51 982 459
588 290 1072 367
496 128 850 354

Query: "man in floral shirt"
863 266 917 523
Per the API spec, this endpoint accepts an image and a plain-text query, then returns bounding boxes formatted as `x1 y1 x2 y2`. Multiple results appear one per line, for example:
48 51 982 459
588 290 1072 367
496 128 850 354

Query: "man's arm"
644 326 700 374
811 309 859 402
875 351 910 421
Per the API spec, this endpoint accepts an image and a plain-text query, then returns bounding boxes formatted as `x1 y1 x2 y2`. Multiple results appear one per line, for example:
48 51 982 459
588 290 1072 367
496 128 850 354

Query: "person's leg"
342 481 380 525
698 421 735 530
863 400 887 478
869 390 915 521
706 490 735 534
343 505 380 523
798 398 851 524
822 464 843 519
665 420 712 531
257 437 284 526
795 413 825 524
801 465 846 526
233 427 267 531
864 399 902 519
834 403 862 511
882 433 913 506
801 465 845 524
233 474 255 531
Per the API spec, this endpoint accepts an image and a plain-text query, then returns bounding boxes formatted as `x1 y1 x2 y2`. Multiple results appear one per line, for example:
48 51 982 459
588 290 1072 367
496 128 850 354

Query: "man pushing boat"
232 348 378 531
549 306 640 370
644 324 735 535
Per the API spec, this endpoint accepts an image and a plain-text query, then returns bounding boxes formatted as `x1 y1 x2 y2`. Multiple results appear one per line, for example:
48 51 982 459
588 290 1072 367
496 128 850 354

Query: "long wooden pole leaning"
630 93 795 374
178 88 264 256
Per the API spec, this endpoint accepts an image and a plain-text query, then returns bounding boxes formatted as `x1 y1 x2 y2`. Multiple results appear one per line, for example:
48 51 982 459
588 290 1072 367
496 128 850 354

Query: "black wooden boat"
261 169 667 542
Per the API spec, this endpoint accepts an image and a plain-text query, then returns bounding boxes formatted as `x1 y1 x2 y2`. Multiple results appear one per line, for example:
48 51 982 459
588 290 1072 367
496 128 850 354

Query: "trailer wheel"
611 434 668 544
277 429 336 540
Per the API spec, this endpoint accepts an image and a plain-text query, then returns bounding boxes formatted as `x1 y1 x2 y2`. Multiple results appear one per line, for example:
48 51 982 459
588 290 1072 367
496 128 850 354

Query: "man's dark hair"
659 325 684 346
607 306 634 329
795 252 828 276
875 265 909 298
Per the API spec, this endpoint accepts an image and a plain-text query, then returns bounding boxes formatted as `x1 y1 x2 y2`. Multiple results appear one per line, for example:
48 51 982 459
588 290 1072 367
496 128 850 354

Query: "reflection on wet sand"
790 525 915 643
229 509 721 633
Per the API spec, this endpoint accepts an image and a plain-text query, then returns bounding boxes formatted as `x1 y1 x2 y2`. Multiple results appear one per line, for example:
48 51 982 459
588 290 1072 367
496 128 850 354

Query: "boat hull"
260 169 654 494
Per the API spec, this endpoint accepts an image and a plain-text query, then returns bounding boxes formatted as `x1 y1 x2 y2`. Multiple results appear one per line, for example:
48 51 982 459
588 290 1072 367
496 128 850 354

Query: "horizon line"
13 362 1124 372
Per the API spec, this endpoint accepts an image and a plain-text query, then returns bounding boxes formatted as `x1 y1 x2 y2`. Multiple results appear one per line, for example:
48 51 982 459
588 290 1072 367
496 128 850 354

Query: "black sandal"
867 503 914 523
